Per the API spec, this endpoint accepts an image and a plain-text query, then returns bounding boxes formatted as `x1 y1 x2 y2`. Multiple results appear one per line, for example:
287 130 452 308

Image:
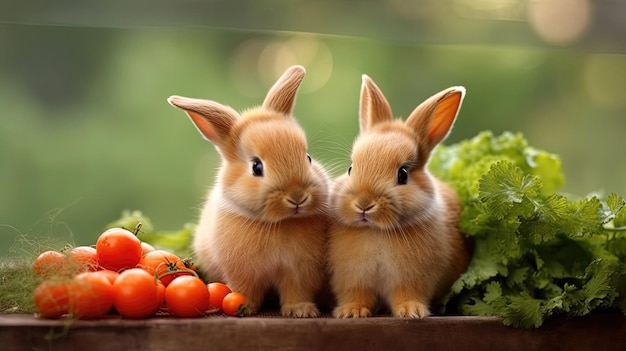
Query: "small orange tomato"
222 292 247 316
113 268 160 319
207 282 232 310
137 250 185 286
165 276 210 318
69 271 114 319
141 242 156 256
33 280 71 318
68 246 99 273
33 250 70 279
96 228 142 272
156 280 166 308
97 269 120 285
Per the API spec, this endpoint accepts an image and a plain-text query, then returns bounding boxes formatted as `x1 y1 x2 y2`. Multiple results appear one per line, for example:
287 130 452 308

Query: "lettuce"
432 131 626 328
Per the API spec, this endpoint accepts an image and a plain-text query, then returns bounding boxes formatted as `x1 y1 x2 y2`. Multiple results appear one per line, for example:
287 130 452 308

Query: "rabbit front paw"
392 300 431 319
333 303 372 318
281 302 320 318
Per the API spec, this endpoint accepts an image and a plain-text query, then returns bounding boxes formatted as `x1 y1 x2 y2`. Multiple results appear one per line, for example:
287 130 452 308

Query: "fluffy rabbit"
328 75 469 318
167 65 330 317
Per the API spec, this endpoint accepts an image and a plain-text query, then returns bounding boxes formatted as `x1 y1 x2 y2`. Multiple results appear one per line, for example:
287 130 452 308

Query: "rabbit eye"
348 166 352 176
252 158 264 177
397 166 408 185
307 153 312 164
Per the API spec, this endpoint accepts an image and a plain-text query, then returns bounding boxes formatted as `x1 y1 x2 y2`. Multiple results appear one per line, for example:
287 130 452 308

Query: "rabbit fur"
327 75 470 318
167 66 330 317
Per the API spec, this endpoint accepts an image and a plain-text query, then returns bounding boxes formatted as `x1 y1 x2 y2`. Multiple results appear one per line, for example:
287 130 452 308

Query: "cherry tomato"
156 280 166 308
33 279 70 318
141 242 156 255
96 228 142 272
137 250 185 286
165 275 210 318
69 271 114 319
113 268 160 319
97 269 120 285
33 250 70 279
68 246 99 273
208 282 232 310
182 258 197 272
222 292 247 316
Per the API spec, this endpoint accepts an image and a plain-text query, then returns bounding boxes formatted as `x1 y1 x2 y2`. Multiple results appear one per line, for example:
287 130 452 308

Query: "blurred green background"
2 0 626 257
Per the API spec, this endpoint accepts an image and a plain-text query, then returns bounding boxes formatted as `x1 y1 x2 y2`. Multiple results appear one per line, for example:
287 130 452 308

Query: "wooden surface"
1 313 625 351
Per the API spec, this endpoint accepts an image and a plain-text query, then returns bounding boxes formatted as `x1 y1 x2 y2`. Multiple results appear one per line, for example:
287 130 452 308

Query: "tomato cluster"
32 227 247 319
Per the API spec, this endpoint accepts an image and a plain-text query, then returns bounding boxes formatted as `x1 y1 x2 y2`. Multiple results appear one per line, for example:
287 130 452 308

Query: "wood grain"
1 314 624 351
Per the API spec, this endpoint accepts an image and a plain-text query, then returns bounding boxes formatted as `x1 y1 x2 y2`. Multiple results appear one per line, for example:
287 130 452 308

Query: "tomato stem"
156 266 199 281
133 222 143 236
235 304 248 317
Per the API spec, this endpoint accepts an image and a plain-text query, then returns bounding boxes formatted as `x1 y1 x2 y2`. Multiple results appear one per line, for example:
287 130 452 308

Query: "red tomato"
97 269 120 285
68 246 99 273
69 271 114 319
137 250 185 286
33 250 70 279
182 258 197 272
33 280 70 318
222 292 247 316
141 242 156 256
165 275 210 318
207 282 232 310
156 280 166 308
113 268 161 319
96 228 142 272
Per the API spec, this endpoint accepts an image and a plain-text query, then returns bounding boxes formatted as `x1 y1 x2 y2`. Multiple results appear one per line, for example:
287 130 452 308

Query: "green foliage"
433 132 626 328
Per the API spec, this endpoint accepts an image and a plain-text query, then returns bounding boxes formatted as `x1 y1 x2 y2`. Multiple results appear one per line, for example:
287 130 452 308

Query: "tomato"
96 228 142 272
68 246 99 273
207 282 232 310
97 269 120 285
33 250 70 279
156 280 166 308
141 242 156 255
165 275 210 318
137 250 185 286
33 279 70 318
69 271 114 319
182 258 197 272
222 292 247 316
113 268 161 319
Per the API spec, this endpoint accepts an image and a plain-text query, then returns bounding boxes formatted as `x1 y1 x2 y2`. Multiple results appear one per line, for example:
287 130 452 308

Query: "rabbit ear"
406 87 465 151
167 95 239 148
359 75 394 133
262 65 306 115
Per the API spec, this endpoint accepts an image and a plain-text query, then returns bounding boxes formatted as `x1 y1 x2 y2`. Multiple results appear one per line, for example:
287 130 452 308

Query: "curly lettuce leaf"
433 131 626 328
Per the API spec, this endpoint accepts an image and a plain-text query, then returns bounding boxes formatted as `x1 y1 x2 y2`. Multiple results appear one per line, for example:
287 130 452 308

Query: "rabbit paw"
281 302 320 318
392 301 431 319
333 304 372 318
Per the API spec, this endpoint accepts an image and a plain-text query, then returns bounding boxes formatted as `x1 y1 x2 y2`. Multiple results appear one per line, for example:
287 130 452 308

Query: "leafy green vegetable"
432 131 626 328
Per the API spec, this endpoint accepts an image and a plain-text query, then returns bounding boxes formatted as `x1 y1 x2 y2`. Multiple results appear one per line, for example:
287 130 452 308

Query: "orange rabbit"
328 75 469 318
167 66 330 317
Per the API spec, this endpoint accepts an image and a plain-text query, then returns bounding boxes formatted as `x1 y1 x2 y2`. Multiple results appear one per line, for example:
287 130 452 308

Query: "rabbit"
327 74 470 319
167 65 330 317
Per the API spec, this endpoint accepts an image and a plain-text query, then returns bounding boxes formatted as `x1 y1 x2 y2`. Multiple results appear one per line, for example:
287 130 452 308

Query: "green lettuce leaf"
433 131 626 328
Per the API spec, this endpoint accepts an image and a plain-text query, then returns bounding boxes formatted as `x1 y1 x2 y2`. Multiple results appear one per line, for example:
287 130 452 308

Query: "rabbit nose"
287 195 309 206
286 190 309 207
355 201 375 213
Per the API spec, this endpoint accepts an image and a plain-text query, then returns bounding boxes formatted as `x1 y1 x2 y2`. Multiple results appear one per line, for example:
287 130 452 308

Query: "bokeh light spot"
528 0 590 45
